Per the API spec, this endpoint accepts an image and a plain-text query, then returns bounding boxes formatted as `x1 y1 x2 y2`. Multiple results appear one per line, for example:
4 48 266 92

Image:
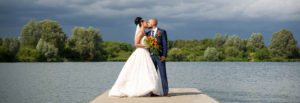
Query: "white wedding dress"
108 36 162 97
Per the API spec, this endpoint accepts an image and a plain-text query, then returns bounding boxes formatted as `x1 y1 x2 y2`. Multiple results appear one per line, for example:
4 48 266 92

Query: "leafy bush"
168 48 184 61
225 46 239 57
16 48 44 62
254 48 270 61
204 47 220 61
0 46 15 62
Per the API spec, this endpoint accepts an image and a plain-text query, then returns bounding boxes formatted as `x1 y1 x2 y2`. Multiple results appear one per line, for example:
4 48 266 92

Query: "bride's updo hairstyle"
134 17 144 26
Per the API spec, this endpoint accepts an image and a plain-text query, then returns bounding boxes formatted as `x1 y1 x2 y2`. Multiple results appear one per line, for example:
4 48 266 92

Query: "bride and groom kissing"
108 17 169 97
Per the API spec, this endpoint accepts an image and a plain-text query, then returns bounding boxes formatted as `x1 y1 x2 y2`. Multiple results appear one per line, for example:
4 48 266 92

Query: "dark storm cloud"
0 0 300 45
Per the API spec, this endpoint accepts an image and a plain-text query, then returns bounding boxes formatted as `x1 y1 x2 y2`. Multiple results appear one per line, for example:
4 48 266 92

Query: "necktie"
151 30 154 37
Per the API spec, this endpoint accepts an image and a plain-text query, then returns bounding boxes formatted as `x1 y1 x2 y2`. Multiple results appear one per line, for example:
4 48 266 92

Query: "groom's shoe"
163 93 169 97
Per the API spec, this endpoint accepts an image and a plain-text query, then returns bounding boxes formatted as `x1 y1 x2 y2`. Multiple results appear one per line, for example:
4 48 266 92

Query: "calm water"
0 62 299 103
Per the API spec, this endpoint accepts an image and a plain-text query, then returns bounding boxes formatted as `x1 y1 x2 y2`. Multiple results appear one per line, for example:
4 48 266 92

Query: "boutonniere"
157 30 161 37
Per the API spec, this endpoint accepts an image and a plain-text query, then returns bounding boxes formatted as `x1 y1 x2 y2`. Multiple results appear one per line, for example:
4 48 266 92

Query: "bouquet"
144 30 162 56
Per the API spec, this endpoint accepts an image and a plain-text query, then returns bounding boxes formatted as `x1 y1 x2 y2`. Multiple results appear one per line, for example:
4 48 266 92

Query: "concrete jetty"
89 88 220 103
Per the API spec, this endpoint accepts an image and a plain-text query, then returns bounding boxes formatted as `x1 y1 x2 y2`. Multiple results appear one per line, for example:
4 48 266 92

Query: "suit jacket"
146 27 168 57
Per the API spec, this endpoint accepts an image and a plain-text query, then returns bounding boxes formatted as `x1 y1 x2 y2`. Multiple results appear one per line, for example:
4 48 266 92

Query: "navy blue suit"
146 27 168 94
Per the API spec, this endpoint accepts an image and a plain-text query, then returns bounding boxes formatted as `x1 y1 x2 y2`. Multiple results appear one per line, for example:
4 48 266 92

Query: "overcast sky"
0 0 300 45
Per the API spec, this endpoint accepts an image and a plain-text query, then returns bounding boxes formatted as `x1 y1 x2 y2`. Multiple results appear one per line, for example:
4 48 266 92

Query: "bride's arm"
134 32 149 48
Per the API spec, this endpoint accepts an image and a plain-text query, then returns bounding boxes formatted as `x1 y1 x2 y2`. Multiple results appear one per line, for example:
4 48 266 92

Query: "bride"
108 17 162 97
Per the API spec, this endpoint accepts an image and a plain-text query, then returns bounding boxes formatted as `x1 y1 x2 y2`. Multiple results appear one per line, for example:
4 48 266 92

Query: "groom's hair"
150 18 158 26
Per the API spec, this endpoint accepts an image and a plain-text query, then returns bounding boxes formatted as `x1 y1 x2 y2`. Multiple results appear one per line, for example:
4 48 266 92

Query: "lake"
0 62 299 103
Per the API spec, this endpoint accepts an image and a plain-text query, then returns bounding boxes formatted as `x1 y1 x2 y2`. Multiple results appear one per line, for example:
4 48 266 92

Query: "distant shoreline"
1 61 300 63
1 19 299 62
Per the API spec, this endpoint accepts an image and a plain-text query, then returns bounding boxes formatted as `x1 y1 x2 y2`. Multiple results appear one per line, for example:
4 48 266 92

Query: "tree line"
167 30 300 61
0 19 299 62
0 19 134 62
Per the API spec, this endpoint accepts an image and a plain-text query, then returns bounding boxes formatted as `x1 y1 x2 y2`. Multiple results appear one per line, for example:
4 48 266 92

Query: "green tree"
224 33 228 43
185 39 199 48
16 48 44 62
0 37 20 61
247 33 265 52
168 48 184 61
0 38 2 46
254 48 270 61
39 19 63 36
0 46 14 62
20 20 41 48
213 34 224 48
269 29 299 59
67 26 103 61
102 41 121 59
36 38 59 61
204 47 220 61
184 46 204 61
2 37 20 54
39 32 66 54
216 48 225 60
34 20 66 61
224 35 244 50
119 42 134 52
168 40 175 49
102 41 133 61
225 46 239 57
173 39 186 48
199 38 213 50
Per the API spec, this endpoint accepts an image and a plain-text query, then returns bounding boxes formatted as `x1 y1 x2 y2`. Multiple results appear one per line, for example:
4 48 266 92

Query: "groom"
147 18 169 97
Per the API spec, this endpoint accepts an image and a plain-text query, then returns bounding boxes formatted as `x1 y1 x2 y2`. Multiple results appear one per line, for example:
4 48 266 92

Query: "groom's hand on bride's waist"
160 56 165 62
